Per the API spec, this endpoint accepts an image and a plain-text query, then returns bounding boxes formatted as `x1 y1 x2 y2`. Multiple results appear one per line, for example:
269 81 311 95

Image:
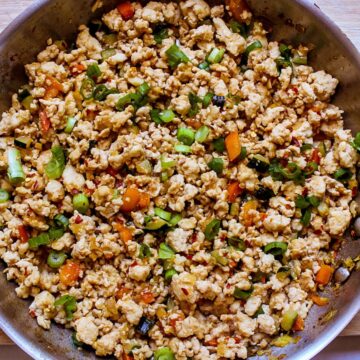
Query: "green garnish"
164 268 177 281
154 347 175 360
0 189 10 203
264 242 288 256
165 44 190 69
233 286 253 300
7 148 25 185
204 219 221 240
45 146 66 180
154 208 172 222
47 251 67 268
54 295 77 320
177 127 195 146
139 243 152 259
208 158 224 175
86 63 101 79
72 193 90 214
80 78 95 100
64 117 77 133
158 243 175 259
206 48 225 64
195 126 210 143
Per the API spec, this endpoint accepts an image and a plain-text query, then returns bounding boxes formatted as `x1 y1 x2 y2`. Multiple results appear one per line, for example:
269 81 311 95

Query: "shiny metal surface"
0 1 360 359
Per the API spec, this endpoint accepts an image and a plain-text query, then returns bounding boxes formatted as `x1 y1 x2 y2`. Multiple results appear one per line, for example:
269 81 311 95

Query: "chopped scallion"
165 44 190 69
80 78 95 100
154 207 172 222
159 109 175 123
158 243 175 259
45 146 66 180
64 117 77 133
195 126 210 143
204 219 221 240
0 189 10 203
208 158 224 175
73 193 89 214
7 148 25 185
101 48 116 60
206 48 225 64
177 127 195 146
174 144 192 154
86 63 101 79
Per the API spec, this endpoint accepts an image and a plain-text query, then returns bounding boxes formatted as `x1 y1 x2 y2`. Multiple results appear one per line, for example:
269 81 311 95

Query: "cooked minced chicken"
0 0 358 359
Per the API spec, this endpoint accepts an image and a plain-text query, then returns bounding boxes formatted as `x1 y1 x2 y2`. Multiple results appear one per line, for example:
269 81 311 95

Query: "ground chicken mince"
0 0 359 359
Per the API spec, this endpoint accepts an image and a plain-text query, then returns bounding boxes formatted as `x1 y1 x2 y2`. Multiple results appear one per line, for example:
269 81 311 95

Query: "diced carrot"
169 314 184 328
140 291 156 304
227 0 250 22
315 265 334 285
18 225 29 243
115 286 131 299
121 187 141 212
227 181 243 203
138 192 150 210
39 111 51 133
59 260 81 286
242 200 258 227
114 223 133 243
117 1 135 20
293 315 305 331
310 294 329 306
122 354 134 360
225 131 241 162
44 76 64 99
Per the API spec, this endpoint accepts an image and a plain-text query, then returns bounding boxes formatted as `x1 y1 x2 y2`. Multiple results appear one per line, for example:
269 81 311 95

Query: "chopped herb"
213 137 225 153
228 237 246 251
351 132 360 152
153 24 169 44
86 63 101 79
333 168 352 182
208 158 224 175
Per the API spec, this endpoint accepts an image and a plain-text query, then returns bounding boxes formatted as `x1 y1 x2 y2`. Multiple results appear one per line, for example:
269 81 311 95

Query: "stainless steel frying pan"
0 1 360 359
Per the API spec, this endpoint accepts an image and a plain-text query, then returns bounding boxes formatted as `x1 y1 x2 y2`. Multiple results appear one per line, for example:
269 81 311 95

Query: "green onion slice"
264 242 288 256
154 347 175 360
72 193 89 214
64 117 77 133
47 251 67 268
195 126 210 143
7 148 25 185
204 219 221 240
158 243 175 259
208 158 224 175
145 218 168 230
86 63 101 79
164 268 177 281
206 48 225 64
161 155 176 170
177 127 195 146
165 44 190 69
28 233 51 249
301 208 312 226
154 207 172 222
174 144 192 154
54 214 70 229
213 137 225 152
0 189 10 203
233 286 253 300
228 237 246 251
202 93 213 108
159 109 175 123
101 48 116 60
139 243 152 259
45 146 66 180
80 78 95 100
281 309 298 331
333 168 352 182
168 213 182 226
54 295 77 320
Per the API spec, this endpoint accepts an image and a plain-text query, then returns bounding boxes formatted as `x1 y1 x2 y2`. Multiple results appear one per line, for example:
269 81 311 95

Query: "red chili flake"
226 283 231 289
185 254 193 260
234 336 241 344
32 180 38 191
291 86 299 94
313 132 327 141
71 189 79 195
190 232 197 243
181 287 189 295
220 233 227 242
115 179 123 188
352 187 358 197
314 229 322 235
74 215 83 224
28 309 36 318
130 261 138 267
302 188 309 196
85 187 95 195
94 179 101 186
310 148 321 164
279 157 289 168
291 137 300 147
106 166 118 177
